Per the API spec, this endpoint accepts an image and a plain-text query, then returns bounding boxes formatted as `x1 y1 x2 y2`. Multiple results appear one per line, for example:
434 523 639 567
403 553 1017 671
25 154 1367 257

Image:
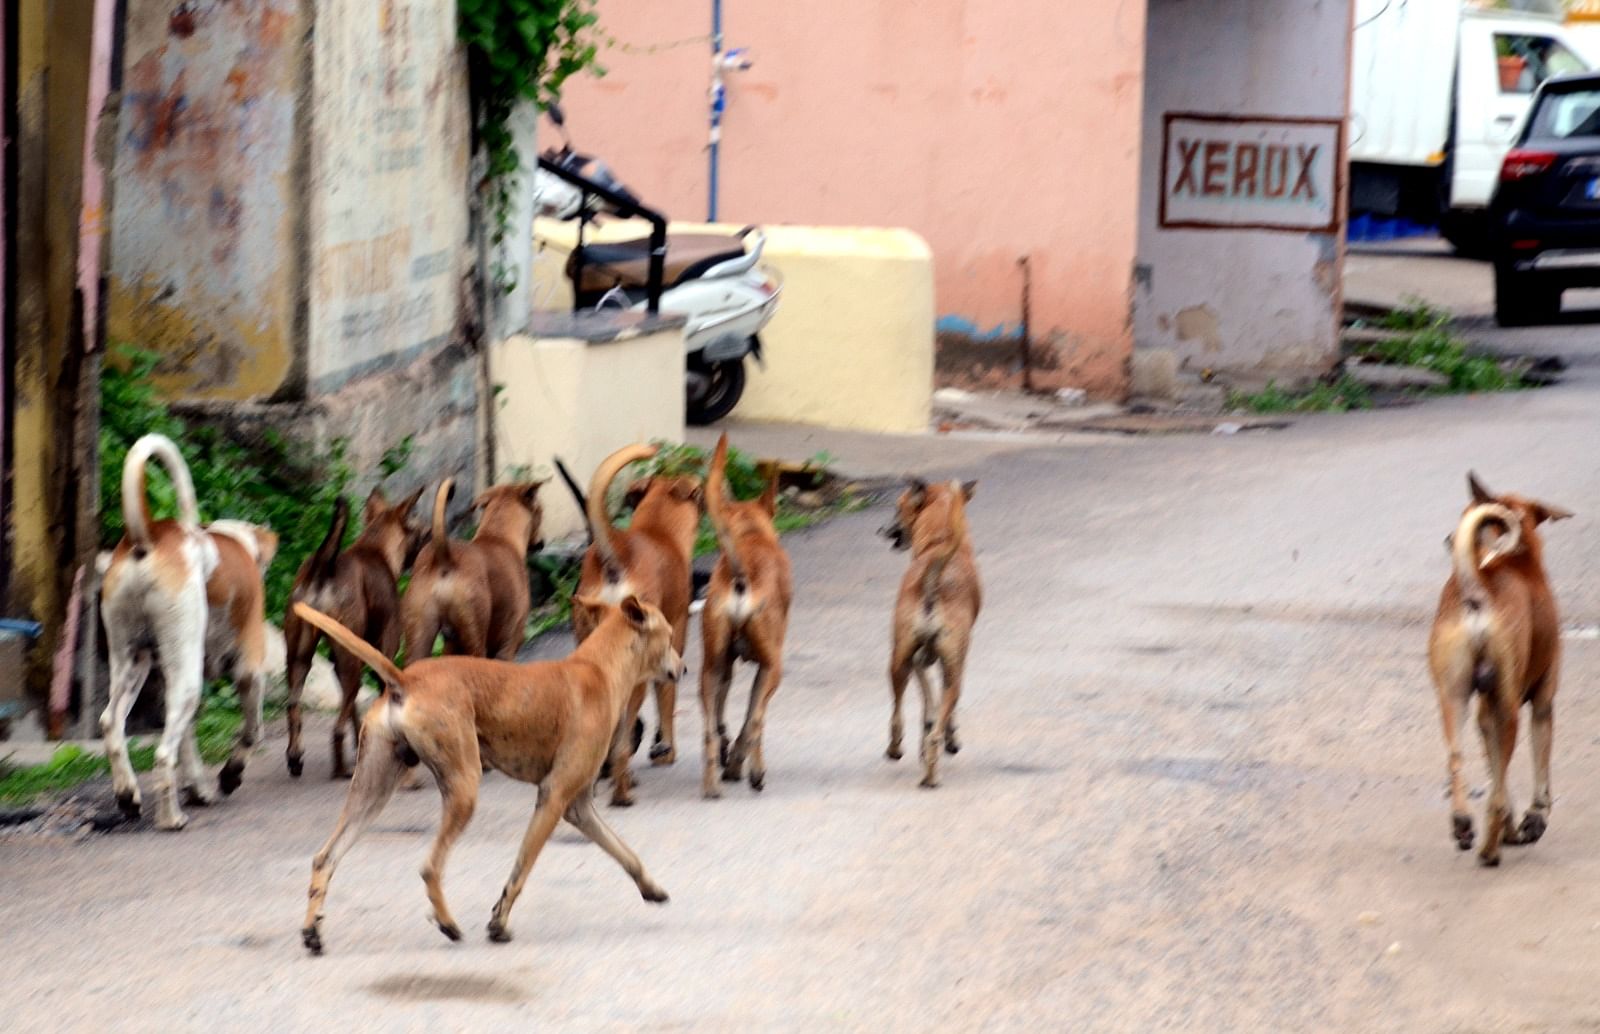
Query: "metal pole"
708 0 723 222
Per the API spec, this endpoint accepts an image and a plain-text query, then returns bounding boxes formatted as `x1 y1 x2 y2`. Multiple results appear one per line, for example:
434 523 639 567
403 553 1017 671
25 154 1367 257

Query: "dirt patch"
366 974 528 1005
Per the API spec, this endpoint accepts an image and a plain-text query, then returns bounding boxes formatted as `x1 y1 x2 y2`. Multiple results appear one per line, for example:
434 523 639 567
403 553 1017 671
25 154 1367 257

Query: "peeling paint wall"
308 0 470 394
108 1 302 400
1134 0 1352 389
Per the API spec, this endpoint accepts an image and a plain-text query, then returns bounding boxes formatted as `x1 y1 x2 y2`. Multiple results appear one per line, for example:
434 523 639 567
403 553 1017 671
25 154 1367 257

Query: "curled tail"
308 498 349 585
706 434 747 588
919 485 969 611
430 479 456 569
292 602 405 696
121 433 201 552
554 458 591 544
586 443 658 574
1452 503 1523 613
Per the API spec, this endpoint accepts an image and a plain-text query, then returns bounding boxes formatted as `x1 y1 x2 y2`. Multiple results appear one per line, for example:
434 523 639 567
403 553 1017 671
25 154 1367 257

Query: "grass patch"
0 693 285 805
1228 375 1372 414
1365 301 1521 392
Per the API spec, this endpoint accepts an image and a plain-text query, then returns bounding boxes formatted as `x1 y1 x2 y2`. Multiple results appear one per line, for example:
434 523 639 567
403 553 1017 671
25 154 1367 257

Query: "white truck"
1348 0 1588 252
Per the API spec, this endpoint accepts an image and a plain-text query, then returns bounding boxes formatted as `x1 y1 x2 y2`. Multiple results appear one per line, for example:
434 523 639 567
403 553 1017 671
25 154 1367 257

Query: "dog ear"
905 477 929 507
468 488 498 511
520 479 547 506
758 463 780 515
363 487 390 526
670 478 704 505
960 479 978 501
571 594 604 627
620 594 648 627
1467 471 1494 505
1530 500 1575 525
395 485 427 518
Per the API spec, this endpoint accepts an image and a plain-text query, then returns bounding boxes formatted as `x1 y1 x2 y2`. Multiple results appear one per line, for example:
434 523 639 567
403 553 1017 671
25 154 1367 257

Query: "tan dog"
99 434 278 829
291 595 682 955
880 477 981 788
283 486 426 779
566 443 701 806
699 434 793 798
402 477 547 662
1429 472 1572 867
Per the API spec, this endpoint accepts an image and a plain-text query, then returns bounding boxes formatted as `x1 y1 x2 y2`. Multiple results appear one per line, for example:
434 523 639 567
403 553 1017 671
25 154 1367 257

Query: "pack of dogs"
98 433 1571 954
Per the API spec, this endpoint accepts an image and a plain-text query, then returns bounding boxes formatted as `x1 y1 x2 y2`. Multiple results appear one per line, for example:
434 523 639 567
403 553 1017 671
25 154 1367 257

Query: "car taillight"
1500 149 1559 181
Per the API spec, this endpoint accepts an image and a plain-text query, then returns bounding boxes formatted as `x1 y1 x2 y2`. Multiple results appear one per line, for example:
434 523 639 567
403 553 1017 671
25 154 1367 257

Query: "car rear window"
1529 87 1600 139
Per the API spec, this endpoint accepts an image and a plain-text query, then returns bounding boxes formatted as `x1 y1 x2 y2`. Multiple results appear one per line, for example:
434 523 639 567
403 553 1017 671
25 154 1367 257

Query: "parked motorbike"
532 105 782 425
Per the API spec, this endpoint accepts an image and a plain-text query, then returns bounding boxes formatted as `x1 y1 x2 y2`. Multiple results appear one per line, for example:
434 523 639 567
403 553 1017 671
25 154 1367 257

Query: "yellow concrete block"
491 324 686 541
533 221 934 434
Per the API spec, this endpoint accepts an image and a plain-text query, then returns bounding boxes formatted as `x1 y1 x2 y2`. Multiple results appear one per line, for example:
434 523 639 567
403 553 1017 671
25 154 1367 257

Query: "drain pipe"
708 0 724 222
1017 254 1035 394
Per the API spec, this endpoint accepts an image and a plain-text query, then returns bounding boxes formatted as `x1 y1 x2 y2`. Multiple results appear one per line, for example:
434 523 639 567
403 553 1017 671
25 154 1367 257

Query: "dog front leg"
487 782 567 943
283 614 315 778
219 671 263 796
564 789 669 902
650 678 678 766
100 650 153 818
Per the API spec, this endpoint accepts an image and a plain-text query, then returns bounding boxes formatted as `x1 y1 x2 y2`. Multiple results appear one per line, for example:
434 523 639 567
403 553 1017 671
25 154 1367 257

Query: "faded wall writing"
308 0 470 391
1160 114 1341 232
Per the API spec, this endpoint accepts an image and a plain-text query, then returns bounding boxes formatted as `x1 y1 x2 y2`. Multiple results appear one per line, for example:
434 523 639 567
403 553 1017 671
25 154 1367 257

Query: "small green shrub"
1229 375 1372 414
1364 304 1520 393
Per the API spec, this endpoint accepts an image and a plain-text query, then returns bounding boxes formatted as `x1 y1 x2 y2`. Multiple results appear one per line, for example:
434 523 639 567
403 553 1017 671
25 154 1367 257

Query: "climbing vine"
458 0 603 288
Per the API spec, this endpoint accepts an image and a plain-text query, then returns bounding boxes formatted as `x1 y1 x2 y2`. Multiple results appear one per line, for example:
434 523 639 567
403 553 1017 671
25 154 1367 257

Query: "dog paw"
721 764 742 783
944 734 961 756
116 790 142 820
329 765 353 781
885 744 903 762
649 743 676 766
437 919 463 942
749 769 765 793
218 761 244 796
610 793 636 808
155 810 190 832
919 776 940 790
1512 812 1548 845
1478 850 1501 868
640 883 669 904
302 925 324 956
486 920 511 944
183 783 218 807
1453 813 1475 851
286 754 304 779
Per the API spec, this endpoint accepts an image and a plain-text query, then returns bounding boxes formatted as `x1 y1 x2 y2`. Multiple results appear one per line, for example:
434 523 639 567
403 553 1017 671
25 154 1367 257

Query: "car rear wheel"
1494 267 1562 327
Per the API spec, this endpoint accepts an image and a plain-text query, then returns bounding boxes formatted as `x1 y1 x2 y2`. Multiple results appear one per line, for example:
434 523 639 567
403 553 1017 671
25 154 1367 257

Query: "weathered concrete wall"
556 0 1147 398
108 1 303 401
308 0 471 394
1133 0 1352 391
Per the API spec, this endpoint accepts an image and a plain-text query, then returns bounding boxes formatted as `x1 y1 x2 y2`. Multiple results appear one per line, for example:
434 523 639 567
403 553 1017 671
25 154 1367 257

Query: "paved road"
5 293 1600 1033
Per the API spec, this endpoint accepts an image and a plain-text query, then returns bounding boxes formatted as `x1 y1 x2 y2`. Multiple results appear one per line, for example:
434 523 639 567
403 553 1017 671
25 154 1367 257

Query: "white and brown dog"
99 434 277 829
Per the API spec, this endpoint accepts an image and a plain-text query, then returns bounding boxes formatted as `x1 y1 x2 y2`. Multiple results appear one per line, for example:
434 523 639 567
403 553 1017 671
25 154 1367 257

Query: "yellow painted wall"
491 325 686 541
533 221 934 434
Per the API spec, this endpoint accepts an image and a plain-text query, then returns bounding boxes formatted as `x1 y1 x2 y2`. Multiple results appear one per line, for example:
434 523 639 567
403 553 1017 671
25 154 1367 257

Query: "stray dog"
292 594 683 954
563 443 701 806
401 477 547 661
99 434 278 829
283 486 426 778
880 477 981 788
1429 472 1571 867
699 434 793 797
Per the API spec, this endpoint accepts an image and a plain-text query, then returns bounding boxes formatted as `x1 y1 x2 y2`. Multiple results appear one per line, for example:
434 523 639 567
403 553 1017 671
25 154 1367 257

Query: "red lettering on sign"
1292 144 1318 200
1202 141 1228 196
1173 138 1201 195
1263 144 1288 198
1232 143 1260 198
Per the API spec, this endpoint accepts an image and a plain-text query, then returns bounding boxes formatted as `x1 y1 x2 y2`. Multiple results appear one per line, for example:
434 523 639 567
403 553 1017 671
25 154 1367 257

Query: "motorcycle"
531 105 782 425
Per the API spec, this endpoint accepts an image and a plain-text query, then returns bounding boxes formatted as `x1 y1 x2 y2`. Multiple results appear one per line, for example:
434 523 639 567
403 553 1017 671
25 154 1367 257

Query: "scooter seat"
569 234 749 293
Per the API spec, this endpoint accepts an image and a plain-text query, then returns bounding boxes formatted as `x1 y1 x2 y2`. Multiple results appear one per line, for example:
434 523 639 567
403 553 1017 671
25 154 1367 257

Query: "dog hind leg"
329 647 366 779
1513 673 1557 846
700 633 733 798
563 787 669 902
301 719 410 955
740 661 782 793
650 678 678 765
1436 669 1475 850
101 649 153 817
218 671 263 796
886 643 915 762
1476 693 1519 867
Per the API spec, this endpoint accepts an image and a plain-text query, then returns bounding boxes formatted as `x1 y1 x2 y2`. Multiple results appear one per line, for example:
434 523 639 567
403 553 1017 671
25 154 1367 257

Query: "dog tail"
292 602 405 695
1451 502 1523 612
554 458 591 544
587 443 658 574
308 497 349 585
919 483 969 611
705 433 748 587
430 479 456 570
121 433 201 554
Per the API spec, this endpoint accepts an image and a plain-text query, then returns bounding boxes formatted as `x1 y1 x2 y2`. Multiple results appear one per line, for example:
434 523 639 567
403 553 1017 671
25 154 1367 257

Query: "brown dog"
1429 472 1572 867
292 595 682 955
566 443 702 806
282 486 426 779
699 434 793 798
402 477 547 662
880 477 981 788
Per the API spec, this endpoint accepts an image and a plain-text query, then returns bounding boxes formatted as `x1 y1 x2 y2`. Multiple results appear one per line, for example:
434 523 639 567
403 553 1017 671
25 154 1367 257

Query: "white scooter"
532 106 782 424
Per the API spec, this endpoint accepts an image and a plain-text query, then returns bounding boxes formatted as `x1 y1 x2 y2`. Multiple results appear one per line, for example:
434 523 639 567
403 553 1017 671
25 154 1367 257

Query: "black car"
1489 71 1600 326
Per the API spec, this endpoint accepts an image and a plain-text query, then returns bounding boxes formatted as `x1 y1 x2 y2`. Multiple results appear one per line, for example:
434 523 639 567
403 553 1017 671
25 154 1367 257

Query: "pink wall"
560 0 1148 395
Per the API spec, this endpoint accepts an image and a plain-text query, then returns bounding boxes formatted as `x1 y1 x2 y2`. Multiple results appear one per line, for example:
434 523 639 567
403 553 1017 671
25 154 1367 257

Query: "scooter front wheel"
686 359 747 426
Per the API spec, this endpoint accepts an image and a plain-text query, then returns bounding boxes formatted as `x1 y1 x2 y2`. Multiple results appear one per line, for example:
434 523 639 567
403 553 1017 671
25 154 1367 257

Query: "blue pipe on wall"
709 0 723 222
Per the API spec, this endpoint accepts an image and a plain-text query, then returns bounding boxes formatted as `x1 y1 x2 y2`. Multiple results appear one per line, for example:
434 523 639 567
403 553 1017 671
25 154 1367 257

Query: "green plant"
1228 375 1373 414
458 0 603 289
1365 303 1521 392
